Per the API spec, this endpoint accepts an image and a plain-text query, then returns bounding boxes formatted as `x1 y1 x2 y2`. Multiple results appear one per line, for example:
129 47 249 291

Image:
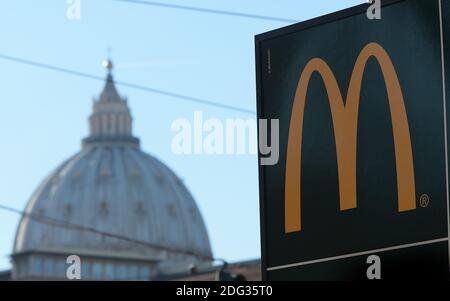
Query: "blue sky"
0 0 363 270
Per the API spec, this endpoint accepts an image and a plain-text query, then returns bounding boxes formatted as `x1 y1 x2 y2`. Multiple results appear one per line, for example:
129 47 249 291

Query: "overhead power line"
0 203 222 263
0 53 255 115
113 0 299 23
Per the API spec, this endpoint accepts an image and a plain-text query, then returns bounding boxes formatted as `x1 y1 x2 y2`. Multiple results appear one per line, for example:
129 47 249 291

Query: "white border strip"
438 0 450 269
267 238 448 271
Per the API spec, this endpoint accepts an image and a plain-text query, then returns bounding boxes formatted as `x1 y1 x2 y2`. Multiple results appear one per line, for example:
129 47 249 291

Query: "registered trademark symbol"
419 194 430 208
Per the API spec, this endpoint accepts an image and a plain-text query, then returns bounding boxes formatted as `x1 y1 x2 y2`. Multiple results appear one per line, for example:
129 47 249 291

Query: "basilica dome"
12 63 212 279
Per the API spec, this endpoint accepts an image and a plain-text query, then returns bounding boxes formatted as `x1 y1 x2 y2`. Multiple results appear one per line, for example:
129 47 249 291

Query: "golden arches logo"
285 42 416 234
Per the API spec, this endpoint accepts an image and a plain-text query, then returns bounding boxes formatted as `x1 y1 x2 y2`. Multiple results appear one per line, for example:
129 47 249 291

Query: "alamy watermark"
366 255 381 280
367 0 381 20
67 0 81 20
171 111 280 165
66 255 81 280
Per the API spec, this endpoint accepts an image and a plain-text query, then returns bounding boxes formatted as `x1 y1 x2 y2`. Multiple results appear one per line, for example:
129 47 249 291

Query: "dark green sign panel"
256 0 450 280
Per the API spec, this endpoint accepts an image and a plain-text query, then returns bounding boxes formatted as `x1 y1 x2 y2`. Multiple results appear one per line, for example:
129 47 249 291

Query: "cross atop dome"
102 59 114 73
99 56 121 103
102 47 114 73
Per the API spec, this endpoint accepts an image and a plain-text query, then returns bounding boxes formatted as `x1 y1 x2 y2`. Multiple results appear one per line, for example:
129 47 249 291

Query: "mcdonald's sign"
285 42 417 234
256 0 450 280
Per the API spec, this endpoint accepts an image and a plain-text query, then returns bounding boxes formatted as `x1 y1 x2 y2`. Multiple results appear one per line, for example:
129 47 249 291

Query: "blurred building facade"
158 259 261 281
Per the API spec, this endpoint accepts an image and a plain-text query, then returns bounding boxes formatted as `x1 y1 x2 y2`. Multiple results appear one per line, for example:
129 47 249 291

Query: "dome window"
63 204 72 220
167 203 177 217
139 266 151 280
129 168 140 177
100 167 111 177
190 208 197 221
99 201 109 216
37 208 46 217
31 257 43 275
135 201 146 215
155 173 164 182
